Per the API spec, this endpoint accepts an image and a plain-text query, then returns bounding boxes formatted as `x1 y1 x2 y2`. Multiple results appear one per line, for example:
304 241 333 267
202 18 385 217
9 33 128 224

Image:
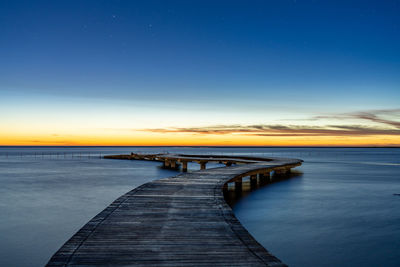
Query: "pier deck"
47 154 302 266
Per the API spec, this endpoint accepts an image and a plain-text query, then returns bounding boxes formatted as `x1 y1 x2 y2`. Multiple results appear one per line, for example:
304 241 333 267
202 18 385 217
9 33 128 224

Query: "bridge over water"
47 153 302 266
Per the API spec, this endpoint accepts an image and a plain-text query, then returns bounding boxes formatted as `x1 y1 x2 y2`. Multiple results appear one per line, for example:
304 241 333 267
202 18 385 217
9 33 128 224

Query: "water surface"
0 147 399 266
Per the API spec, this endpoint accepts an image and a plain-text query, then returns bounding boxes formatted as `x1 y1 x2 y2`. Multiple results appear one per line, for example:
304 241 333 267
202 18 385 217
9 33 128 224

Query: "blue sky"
1 0 399 145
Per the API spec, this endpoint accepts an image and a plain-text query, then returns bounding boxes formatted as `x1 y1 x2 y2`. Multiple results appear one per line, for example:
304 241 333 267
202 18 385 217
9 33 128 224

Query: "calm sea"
0 146 399 266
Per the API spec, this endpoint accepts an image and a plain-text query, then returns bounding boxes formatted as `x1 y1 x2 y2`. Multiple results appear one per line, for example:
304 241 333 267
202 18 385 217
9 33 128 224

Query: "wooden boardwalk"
47 154 302 266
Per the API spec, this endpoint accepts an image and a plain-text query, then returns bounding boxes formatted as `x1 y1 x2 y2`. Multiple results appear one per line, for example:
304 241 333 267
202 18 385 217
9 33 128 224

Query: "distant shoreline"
1 145 399 148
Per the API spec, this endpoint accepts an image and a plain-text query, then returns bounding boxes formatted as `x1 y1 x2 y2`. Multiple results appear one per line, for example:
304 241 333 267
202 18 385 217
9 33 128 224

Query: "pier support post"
235 179 242 192
164 160 170 168
182 161 188 172
275 168 288 176
200 161 207 170
170 161 176 169
250 175 257 189
259 172 270 186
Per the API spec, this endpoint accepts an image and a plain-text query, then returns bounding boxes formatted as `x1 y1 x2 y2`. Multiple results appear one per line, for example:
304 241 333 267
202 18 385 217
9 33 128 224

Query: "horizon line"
1 145 399 148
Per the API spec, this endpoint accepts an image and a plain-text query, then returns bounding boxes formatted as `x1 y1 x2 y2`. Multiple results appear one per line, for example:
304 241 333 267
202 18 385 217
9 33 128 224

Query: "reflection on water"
224 171 303 207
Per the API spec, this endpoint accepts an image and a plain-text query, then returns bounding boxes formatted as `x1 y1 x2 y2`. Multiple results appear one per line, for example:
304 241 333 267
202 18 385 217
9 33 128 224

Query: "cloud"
315 109 400 128
141 124 400 137
138 108 400 138
352 112 400 128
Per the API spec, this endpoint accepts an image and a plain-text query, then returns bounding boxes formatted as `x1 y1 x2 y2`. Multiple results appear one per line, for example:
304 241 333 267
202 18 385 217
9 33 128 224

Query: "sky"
1 0 399 146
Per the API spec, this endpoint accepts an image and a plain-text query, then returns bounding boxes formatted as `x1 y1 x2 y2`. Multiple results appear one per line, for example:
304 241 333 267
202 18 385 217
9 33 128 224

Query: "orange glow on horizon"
1 131 399 147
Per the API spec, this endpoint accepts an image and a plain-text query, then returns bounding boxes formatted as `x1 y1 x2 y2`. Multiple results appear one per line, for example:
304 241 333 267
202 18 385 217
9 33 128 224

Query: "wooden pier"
47 153 302 266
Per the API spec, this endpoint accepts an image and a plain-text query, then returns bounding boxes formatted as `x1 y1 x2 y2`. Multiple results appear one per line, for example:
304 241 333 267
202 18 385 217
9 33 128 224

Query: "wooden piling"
182 161 188 172
250 174 257 189
200 161 207 170
164 159 170 168
170 160 176 169
235 178 243 192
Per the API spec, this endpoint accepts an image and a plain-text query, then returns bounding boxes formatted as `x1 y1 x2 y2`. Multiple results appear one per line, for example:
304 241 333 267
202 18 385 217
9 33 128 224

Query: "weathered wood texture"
47 155 302 266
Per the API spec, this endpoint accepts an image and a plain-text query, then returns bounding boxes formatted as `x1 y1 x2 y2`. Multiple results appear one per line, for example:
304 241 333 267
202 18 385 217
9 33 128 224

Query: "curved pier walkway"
47 154 302 267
